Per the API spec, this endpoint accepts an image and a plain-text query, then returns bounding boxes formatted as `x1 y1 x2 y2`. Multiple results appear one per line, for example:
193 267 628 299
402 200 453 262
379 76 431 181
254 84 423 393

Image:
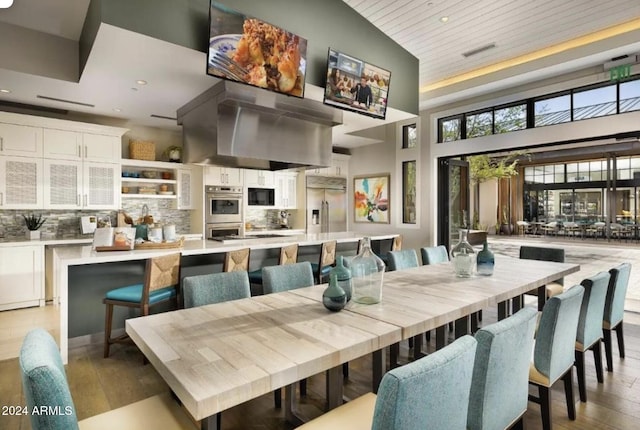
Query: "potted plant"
500 205 513 235
163 145 182 162
23 214 46 240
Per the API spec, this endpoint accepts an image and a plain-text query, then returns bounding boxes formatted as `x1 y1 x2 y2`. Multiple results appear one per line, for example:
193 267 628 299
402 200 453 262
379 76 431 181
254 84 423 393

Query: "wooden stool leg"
563 369 576 420
103 303 114 358
539 386 552 430
274 388 282 409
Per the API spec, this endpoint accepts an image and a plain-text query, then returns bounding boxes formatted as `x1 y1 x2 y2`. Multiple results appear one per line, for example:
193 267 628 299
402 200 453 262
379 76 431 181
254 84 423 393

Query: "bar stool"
378 235 402 269
311 240 336 284
248 243 299 291
103 253 181 358
224 247 250 272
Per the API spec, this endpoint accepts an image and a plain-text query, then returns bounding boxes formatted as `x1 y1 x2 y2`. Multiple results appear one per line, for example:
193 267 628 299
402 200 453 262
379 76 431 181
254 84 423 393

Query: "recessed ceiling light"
113 108 122 112
136 80 148 85
440 16 449 23
0 89 10 93
0 0 14 9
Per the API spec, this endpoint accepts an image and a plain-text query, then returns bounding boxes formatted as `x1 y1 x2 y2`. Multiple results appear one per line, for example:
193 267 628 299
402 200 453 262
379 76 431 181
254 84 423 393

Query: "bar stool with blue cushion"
387 249 419 272
575 271 610 403
528 285 584 430
468 307 537 430
519 246 565 311
310 240 336 284
295 335 477 430
603 262 632 372
420 245 449 265
378 235 402 268
223 247 250 272
183 271 251 308
103 253 181 358
20 328 197 430
248 243 298 291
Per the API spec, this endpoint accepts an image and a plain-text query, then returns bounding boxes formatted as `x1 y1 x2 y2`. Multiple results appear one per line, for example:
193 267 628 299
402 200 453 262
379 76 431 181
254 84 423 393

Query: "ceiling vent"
150 114 177 121
462 43 496 58
37 95 94 107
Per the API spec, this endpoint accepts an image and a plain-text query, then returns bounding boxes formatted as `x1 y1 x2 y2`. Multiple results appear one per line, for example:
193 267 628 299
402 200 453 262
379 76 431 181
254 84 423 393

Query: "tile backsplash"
0 200 191 240
245 208 300 230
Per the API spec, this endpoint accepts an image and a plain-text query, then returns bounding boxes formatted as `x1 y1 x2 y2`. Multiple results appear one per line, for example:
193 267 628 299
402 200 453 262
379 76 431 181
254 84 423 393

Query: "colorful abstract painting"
354 174 390 223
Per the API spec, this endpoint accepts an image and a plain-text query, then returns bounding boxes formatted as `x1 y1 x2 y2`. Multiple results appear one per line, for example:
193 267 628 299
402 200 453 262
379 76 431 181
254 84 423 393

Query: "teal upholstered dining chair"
468 307 537 430
295 335 478 430
519 246 565 311
377 235 402 268
387 249 419 272
20 328 196 430
263 261 315 407
103 253 181 358
310 240 337 284
528 285 584 430
183 271 251 308
420 245 449 265
603 262 632 372
575 271 610 402
248 243 299 292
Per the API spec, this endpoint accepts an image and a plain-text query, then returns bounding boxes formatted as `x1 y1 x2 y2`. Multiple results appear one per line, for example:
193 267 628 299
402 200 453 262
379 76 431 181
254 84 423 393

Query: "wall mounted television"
207 1 307 98
322 48 391 120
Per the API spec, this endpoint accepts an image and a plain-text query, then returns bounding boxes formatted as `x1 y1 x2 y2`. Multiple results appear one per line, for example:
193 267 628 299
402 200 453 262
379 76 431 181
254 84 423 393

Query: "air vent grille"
462 43 496 58
37 95 94 107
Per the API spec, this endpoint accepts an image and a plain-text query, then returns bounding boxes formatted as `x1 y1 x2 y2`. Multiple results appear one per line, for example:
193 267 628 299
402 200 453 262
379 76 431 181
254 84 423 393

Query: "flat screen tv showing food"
207 2 307 98
323 48 391 120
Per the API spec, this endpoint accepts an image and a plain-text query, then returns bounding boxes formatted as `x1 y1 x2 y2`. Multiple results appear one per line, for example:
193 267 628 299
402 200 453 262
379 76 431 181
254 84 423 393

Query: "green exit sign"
610 64 631 82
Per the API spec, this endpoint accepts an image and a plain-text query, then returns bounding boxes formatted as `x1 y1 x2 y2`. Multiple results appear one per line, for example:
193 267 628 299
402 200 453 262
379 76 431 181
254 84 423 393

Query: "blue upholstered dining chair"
575 271 610 402
103 253 181 358
377 235 402 268
420 245 449 265
310 240 337 284
20 328 196 430
519 246 565 311
248 243 299 291
387 249 419 271
468 307 537 430
295 335 478 430
528 285 584 430
603 262 632 372
263 261 315 407
183 271 251 308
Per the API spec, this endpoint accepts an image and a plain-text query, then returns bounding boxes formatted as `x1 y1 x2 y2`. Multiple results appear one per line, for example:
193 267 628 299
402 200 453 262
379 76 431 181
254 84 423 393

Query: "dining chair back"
603 262 632 372
295 335 478 430
391 235 403 251
224 247 251 272
519 245 565 310
103 252 181 358
575 271 610 402
311 240 337 284
529 285 584 430
420 245 449 265
468 307 537 430
20 329 196 430
183 271 251 308
263 261 315 294
387 249 419 271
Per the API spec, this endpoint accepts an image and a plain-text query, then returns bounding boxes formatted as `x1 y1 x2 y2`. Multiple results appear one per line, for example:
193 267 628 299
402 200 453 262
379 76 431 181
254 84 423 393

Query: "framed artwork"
354 174 390 223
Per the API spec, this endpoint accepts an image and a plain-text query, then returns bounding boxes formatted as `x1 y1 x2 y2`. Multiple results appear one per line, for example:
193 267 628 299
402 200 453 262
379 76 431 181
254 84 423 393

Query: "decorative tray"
134 237 185 250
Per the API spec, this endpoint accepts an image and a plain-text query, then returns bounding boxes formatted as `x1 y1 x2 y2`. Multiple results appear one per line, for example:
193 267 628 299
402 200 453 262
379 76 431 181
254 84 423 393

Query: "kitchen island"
53 232 398 362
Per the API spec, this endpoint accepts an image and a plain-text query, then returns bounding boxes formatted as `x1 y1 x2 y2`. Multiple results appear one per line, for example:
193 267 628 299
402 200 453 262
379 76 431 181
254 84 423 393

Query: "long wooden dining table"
126 253 579 430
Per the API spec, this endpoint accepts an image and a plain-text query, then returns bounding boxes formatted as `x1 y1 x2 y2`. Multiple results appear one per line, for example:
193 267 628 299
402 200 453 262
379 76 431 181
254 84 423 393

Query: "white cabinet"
177 168 194 209
205 166 243 186
0 245 45 311
44 129 120 162
305 154 349 177
245 169 275 187
0 156 43 209
84 162 120 209
276 172 298 209
0 123 43 157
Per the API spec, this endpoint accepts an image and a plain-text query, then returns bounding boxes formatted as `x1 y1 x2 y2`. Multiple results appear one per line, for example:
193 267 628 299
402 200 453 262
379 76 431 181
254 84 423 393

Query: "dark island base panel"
67 239 394 339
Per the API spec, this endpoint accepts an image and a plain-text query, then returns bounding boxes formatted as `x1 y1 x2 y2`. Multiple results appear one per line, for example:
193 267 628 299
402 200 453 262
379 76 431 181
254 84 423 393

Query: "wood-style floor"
1 305 639 430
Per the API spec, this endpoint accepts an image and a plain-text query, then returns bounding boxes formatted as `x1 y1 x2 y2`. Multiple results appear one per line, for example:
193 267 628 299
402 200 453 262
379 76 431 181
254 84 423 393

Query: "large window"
402 124 417 148
534 94 570 126
494 103 526 133
402 161 416 224
466 110 492 138
619 79 640 113
439 116 462 142
573 84 616 120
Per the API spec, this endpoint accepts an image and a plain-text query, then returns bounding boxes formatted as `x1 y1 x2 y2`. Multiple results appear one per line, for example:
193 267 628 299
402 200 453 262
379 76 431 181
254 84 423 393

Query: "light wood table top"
126 291 401 422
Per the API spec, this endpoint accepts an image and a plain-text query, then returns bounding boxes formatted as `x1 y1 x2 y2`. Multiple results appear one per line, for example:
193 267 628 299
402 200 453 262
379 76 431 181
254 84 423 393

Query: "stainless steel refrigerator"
306 176 347 233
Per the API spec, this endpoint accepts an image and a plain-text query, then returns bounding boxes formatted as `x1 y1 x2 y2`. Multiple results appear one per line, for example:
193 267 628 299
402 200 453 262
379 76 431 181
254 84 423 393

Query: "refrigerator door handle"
324 200 329 233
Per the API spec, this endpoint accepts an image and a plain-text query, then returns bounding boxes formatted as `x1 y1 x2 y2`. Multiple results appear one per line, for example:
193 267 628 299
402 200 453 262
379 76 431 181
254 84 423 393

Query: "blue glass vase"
323 272 347 311
476 240 495 276
332 255 352 301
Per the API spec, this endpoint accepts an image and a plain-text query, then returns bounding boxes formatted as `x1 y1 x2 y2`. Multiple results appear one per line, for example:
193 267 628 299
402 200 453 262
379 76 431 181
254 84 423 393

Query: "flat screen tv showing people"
323 48 391 120
207 1 307 98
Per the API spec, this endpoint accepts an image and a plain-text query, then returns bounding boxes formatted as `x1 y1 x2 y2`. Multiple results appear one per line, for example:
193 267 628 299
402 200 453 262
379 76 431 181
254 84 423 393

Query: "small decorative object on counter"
476 239 495 276
331 255 352 301
451 229 475 278
350 237 385 304
22 214 46 240
322 272 347 312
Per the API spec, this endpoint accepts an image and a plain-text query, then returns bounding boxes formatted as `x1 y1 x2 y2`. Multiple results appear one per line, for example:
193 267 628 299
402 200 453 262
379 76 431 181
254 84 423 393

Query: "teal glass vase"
323 272 347 312
331 255 352 301
476 240 494 276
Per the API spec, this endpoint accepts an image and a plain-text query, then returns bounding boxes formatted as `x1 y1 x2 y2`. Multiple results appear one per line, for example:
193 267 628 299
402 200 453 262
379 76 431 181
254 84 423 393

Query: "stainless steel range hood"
177 80 343 170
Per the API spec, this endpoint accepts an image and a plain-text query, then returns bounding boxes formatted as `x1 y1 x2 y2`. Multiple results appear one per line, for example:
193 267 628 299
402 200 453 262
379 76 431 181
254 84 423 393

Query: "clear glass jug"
450 230 475 278
350 237 385 304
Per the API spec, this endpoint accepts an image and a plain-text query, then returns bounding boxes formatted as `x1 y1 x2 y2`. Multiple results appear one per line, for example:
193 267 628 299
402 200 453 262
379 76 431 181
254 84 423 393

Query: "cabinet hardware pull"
84 145 87 158
0 137 3 151
0 192 3 206
78 145 81 158
77 194 80 206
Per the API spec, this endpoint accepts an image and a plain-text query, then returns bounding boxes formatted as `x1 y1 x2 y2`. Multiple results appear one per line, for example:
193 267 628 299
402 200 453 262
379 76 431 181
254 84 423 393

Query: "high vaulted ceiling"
0 0 639 147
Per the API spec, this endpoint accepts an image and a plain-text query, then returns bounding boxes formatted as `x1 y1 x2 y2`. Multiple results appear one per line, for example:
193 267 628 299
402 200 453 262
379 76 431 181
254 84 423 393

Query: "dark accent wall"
86 0 418 114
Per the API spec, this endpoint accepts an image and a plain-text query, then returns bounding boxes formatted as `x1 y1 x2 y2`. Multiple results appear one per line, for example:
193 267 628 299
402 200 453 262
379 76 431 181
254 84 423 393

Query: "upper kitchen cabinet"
177 167 195 209
0 156 44 209
204 166 243 186
275 171 298 209
84 162 120 209
244 169 275 188
305 153 350 177
43 129 120 162
0 123 43 157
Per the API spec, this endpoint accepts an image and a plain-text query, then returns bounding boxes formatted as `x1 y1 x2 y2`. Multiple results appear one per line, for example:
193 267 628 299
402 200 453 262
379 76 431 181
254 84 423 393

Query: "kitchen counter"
53 232 398 362
0 236 94 247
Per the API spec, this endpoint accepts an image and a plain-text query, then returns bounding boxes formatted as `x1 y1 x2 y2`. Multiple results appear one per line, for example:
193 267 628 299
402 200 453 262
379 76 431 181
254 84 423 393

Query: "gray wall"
89 0 419 114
